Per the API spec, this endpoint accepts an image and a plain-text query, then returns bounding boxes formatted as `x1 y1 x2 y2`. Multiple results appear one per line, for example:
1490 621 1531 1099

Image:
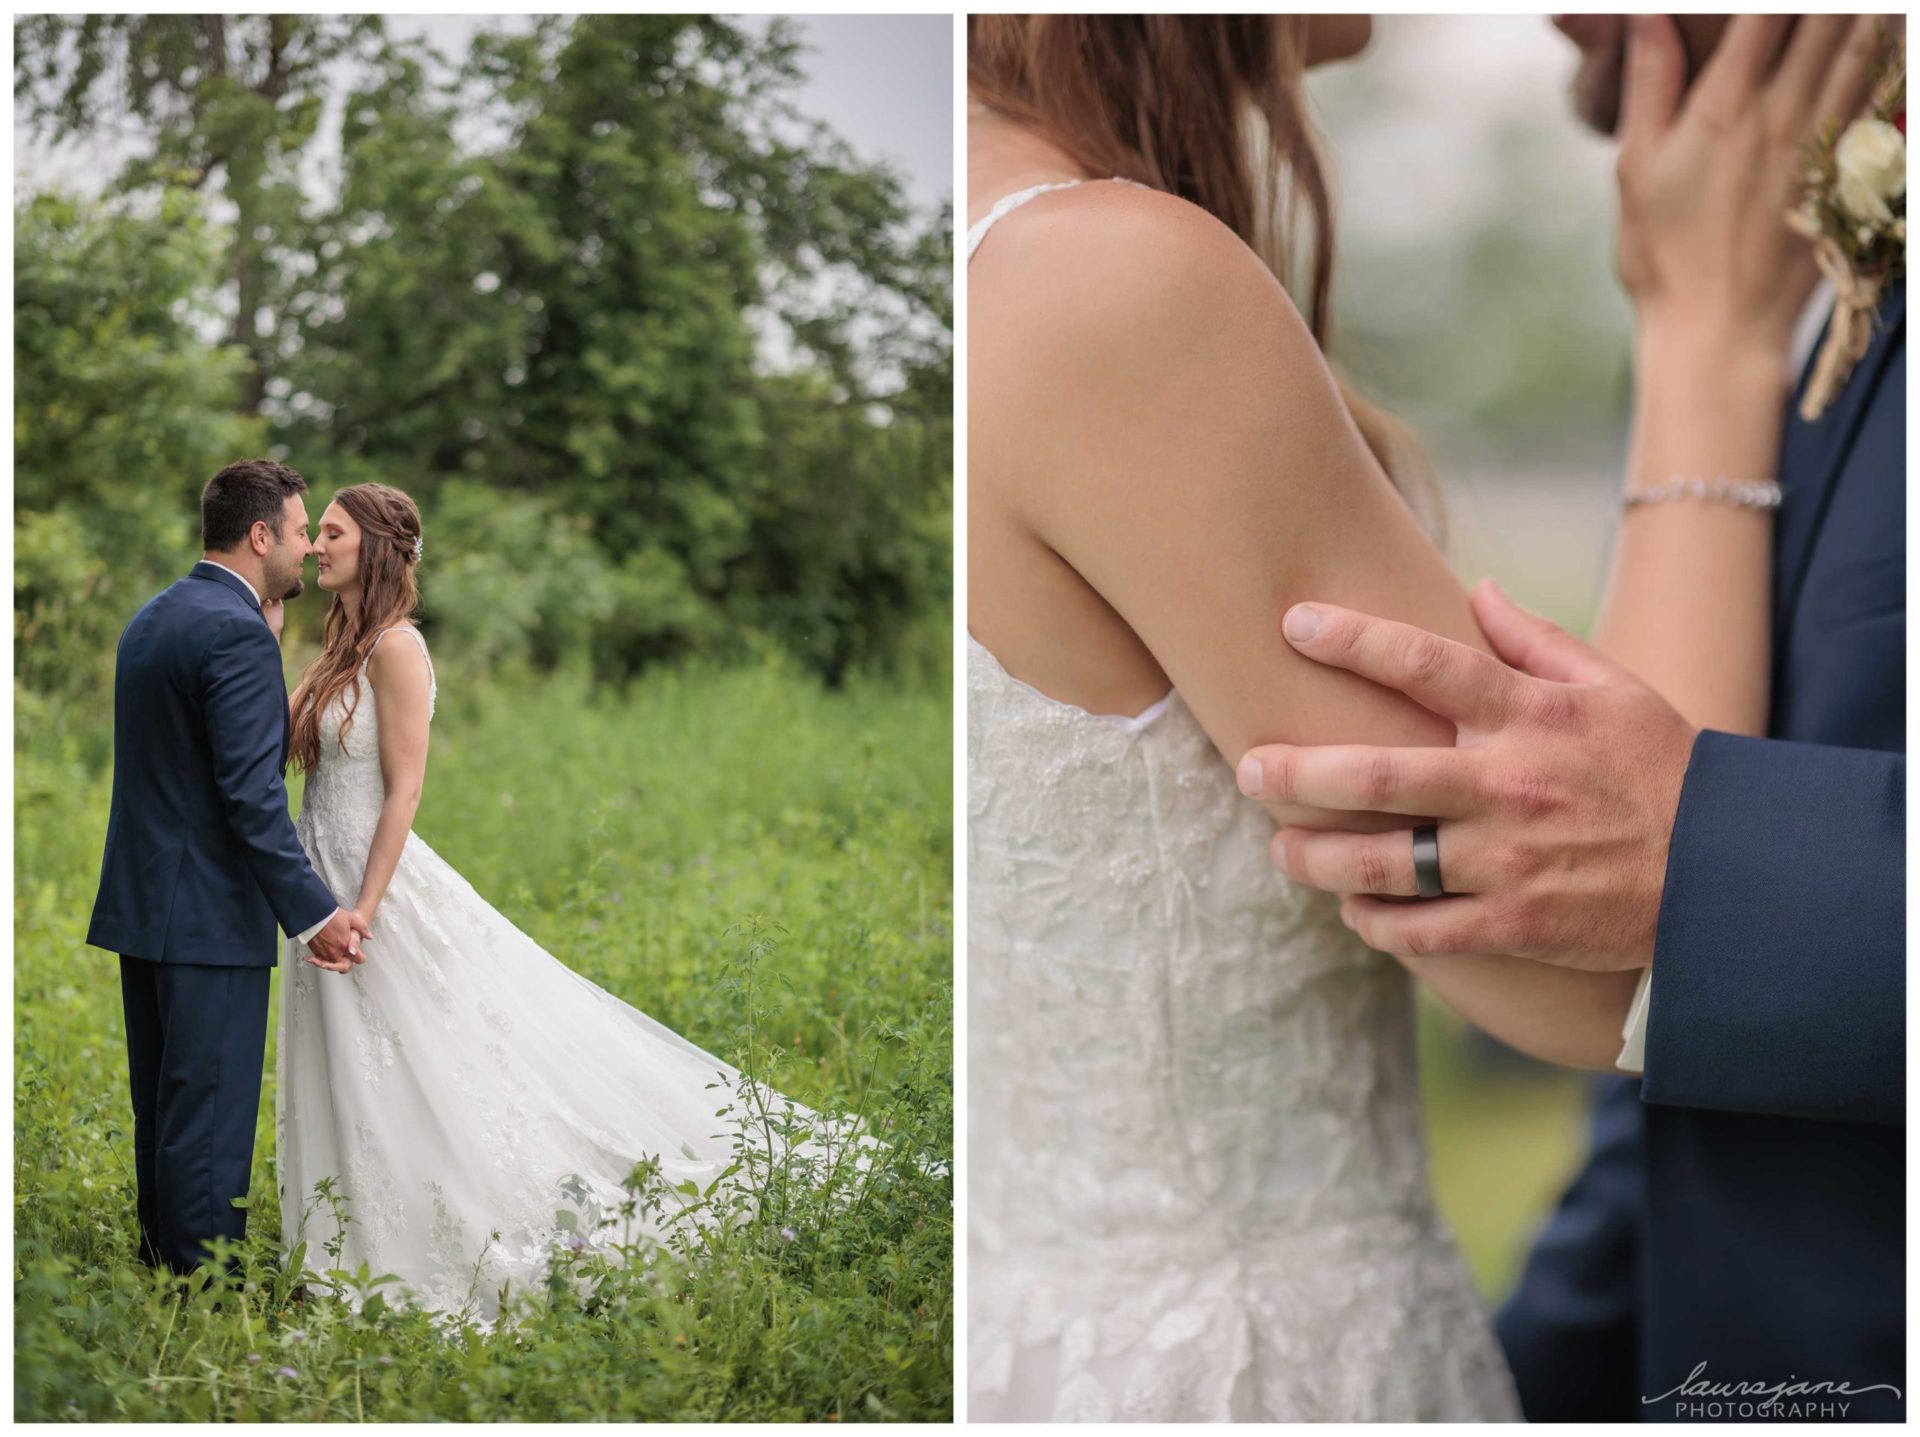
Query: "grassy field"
14 655 953 1421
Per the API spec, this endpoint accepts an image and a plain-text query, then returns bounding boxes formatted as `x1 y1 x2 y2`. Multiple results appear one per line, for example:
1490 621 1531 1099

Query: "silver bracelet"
1623 476 1783 510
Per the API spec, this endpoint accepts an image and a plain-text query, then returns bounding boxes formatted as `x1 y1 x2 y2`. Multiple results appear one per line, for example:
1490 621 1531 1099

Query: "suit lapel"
1774 281 1906 636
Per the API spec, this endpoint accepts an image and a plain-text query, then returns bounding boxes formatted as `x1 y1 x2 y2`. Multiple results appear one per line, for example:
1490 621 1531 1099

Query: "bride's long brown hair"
289 483 424 774
969 15 1439 535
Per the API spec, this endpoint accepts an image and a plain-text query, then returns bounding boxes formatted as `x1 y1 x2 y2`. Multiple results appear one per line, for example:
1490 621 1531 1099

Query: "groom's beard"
282 576 306 601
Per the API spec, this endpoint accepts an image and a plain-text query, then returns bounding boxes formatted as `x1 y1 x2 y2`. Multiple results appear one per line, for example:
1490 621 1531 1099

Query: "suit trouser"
119 955 272 1276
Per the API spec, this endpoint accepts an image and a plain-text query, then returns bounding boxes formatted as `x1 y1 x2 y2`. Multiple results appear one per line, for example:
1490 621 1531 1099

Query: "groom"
87 459 371 1278
1236 17 1904 1424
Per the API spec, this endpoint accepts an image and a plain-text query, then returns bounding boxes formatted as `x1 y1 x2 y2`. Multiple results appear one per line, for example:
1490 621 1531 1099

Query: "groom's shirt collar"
198 559 263 608
1790 279 1835 379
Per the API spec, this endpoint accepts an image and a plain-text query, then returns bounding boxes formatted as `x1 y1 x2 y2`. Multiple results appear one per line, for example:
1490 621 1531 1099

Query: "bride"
269 483 844 1322
967 13 1874 1422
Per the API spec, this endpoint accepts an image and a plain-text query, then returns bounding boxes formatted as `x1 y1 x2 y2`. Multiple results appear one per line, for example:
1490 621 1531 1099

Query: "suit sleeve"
1642 729 1905 1126
202 618 339 939
1494 1075 1643 1422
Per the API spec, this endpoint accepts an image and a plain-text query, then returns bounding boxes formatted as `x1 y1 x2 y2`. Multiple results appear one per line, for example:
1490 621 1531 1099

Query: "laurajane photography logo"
1645 1362 1904 1420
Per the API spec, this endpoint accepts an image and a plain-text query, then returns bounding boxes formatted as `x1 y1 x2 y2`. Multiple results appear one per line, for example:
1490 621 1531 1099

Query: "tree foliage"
15 15 950 715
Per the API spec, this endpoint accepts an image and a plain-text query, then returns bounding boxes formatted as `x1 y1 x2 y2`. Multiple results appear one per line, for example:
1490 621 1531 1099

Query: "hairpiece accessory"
411 534 424 562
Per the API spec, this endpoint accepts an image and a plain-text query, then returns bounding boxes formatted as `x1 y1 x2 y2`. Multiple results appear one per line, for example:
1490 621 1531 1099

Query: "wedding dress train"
276 625 814 1320
967 181 1521 1421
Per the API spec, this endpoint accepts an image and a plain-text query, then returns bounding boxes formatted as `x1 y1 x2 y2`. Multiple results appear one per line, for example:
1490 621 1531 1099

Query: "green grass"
14 655 953 1421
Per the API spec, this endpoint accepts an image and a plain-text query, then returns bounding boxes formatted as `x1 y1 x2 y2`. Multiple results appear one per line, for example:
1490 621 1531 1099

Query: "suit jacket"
87 562 338 965
1497 281 1906 1422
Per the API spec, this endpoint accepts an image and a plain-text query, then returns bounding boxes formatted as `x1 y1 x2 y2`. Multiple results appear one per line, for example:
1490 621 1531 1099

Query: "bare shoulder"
971 181 1352 513
974 181 1319 372
365 624 432 690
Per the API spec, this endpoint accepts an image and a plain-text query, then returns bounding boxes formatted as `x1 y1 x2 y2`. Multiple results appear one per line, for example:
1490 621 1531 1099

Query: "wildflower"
287 1328 308 1344
246 1353 263 1366
276 1366 299 1381
377 1355 396 1368
779 1226 797 1243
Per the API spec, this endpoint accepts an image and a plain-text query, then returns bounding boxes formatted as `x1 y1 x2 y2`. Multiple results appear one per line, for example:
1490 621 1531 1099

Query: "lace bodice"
969 635 1428 1237
966 179 1517 1421
298 625 436 849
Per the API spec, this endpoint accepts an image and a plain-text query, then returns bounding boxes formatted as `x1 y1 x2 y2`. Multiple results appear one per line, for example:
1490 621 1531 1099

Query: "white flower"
1834 118 1905 225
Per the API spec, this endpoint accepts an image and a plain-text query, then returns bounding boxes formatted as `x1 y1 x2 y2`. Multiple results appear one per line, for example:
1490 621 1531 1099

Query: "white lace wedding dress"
967 181 1521 1422
277 625 799 1321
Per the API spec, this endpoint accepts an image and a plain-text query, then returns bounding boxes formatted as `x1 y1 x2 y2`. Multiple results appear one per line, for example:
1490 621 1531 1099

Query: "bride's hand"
262 596 287 642
1614 14 1885 365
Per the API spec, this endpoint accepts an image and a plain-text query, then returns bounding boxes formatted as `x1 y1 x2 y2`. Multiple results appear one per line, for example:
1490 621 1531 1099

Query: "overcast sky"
14 14 953 218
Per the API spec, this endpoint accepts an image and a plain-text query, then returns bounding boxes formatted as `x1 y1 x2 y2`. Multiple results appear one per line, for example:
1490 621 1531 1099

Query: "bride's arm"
1589 13 1877 722
356 633 433 926
984 203 1647 1070
976 186 1486 818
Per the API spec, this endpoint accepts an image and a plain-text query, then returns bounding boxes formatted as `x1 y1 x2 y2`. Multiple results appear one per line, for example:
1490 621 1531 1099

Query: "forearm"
1402 952 1643 1072
355 796 419 920
1591 331 1789 736
1571 337 1775 1071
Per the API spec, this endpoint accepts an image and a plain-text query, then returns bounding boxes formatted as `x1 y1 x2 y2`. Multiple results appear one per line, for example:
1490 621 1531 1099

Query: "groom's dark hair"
201 459 308 551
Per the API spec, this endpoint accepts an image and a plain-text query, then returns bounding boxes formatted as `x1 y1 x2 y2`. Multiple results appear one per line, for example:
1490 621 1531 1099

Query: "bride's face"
313 501 361 594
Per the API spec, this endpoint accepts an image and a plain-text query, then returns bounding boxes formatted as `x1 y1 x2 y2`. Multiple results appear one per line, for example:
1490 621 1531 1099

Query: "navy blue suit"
1497 284 1905 1421
87 561 338 1275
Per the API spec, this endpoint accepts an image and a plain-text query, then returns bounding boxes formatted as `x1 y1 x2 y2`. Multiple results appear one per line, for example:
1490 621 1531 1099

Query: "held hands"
1615 14 1886 359
1237 582 1698 972
305 907 374 973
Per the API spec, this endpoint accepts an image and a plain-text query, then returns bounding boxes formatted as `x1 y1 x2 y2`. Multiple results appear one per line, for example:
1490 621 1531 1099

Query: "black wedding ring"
1411 824 1444 899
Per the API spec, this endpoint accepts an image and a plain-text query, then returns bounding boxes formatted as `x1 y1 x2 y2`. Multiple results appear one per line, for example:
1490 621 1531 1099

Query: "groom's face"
262 494 314 602
1554 14 1735 135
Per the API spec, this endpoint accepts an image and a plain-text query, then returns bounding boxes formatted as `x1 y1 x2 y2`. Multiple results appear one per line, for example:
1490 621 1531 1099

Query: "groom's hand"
1236 580 1698 971
306 907 370 973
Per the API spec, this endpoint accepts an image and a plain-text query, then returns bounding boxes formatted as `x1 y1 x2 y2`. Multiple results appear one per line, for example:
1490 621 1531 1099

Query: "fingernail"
1271 837 1289 875
1284 605 1322 644
1237 755 1264 796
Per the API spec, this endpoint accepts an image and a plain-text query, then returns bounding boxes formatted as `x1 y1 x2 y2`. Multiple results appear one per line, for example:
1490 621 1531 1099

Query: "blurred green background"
1310 16 1637 1299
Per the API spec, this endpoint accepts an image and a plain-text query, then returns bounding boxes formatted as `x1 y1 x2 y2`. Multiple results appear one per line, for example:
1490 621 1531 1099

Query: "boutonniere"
1788 37 1906 421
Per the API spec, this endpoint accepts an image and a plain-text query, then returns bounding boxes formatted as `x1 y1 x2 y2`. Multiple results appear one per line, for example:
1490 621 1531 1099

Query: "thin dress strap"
363 624 437 719
966 179 1083 260
965 176 1153 262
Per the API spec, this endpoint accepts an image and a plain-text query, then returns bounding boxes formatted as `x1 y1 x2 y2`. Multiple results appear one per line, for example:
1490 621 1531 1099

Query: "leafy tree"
14 16 390 411
14 190 264 713
15 15 951 701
